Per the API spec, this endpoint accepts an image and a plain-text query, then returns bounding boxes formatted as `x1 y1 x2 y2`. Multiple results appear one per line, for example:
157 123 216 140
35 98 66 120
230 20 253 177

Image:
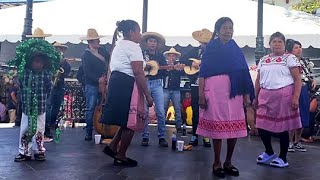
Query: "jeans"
163 89 182 129
142 79 166 139
85 84 99 134
45 88 65 129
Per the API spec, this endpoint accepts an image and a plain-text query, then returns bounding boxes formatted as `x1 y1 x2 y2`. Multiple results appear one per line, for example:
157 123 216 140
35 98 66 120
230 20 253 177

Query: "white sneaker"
288 143 295 152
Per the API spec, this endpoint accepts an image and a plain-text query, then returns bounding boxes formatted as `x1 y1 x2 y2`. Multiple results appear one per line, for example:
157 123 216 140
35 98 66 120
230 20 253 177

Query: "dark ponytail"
117 20 139 38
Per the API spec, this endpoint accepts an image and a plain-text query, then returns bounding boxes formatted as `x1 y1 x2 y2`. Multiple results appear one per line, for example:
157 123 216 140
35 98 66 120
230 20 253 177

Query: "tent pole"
142 0 148 33
255 0 265 65
22 0 33 41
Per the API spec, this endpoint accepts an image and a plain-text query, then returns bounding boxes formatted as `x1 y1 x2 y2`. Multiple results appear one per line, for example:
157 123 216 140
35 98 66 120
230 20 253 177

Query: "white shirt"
110 40 145 77
258 53 300 90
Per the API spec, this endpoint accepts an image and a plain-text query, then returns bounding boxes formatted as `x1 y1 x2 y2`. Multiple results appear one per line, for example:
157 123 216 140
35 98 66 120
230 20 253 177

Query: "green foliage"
8 38 61 77
292 0 320 14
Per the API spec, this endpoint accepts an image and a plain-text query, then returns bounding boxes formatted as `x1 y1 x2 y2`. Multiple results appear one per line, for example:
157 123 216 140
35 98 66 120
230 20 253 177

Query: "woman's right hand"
146 95 154 107
199 94 207 109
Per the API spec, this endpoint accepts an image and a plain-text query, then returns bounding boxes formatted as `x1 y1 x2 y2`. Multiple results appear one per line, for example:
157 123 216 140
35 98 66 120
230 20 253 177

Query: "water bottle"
171 132 177 151
55 128 61 143
182 123 187 137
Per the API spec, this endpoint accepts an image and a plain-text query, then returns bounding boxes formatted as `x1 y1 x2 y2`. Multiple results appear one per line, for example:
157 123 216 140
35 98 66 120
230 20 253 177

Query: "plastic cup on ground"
95 134 101 144
177 140 184 152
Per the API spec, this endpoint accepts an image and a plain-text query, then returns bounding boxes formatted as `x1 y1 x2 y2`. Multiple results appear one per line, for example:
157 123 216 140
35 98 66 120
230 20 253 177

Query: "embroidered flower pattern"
275 57 282 62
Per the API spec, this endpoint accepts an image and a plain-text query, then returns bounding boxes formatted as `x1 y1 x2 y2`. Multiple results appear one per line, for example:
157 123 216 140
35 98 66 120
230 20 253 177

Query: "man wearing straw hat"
140 32 169 147
44 42 71 142
163 47 185 133
80 28 110 141
181 29 212 147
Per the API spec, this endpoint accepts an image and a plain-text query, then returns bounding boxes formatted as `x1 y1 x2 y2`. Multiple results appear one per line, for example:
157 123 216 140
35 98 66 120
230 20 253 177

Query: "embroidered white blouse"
257 53 300 90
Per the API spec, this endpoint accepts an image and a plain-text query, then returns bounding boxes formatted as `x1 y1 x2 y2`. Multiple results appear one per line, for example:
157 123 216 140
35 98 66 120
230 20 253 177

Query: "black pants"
258 128 289 162
191 86 199 136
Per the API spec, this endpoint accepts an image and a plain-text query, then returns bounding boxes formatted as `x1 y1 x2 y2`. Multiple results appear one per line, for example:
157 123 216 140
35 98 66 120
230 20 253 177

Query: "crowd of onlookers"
0 82 19 124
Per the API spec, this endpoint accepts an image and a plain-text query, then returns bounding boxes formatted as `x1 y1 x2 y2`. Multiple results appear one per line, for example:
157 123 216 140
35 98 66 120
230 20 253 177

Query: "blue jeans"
46 88 65 128
85 84 99 134
142 79 166 139
163 89 182 129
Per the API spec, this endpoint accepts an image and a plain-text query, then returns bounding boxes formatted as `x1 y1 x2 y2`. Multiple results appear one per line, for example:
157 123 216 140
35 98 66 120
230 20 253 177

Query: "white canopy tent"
0 0 320 47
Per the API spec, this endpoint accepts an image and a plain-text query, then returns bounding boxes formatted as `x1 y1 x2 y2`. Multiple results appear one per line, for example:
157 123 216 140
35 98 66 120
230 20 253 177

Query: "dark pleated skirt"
101 71 134 127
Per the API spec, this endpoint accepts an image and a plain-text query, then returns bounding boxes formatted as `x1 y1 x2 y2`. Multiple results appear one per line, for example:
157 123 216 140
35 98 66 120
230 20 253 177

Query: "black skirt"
101 71 134 127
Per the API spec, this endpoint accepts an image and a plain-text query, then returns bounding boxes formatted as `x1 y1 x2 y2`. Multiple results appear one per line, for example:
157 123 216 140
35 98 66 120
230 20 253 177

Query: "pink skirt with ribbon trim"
256 85 302 133
196 75 247 139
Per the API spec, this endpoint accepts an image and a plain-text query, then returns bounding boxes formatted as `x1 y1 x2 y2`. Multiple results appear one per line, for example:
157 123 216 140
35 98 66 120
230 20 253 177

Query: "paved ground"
0 125 320 180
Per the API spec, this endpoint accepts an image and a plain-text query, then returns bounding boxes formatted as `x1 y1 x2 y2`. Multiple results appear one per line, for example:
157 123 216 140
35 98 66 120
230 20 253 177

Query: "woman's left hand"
291 97 299 110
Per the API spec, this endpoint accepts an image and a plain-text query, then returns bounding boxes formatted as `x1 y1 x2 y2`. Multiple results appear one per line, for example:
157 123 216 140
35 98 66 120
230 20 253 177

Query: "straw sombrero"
53 42 68 49
80 28 105 41
141 32 166 50
192 28 213 43
26 28 52 38
163 47 181 58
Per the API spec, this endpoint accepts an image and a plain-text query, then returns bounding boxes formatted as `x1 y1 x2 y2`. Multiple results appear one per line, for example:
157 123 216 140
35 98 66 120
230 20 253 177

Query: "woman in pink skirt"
197 17 254 178
254 32 302 168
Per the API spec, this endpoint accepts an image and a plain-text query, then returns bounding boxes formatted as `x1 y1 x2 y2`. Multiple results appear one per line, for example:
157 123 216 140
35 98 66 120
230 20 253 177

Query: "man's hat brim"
141 32 166 50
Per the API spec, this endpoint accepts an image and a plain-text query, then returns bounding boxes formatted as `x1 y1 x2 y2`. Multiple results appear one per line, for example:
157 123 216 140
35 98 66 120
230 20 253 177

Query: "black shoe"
213 168 226 178
189 136 198 146
177 128 183 134
85 133 92 141
14 154 31 162
103 146 117 159
34 153 46 161
203 138 211 147
223 165 239 177
114 157 138 167
141 138 149 146
159 138 168 147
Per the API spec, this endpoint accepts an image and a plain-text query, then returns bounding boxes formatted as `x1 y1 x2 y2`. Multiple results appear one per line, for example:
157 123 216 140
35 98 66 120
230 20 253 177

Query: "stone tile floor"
0 125 319 180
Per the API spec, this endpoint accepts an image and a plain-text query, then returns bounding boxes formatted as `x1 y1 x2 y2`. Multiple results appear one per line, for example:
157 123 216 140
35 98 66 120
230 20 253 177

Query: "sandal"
269 157 289 168
223 165 239 176
212 168 225 178
114 157 138 167
257 152 276 164
103 146 117 159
